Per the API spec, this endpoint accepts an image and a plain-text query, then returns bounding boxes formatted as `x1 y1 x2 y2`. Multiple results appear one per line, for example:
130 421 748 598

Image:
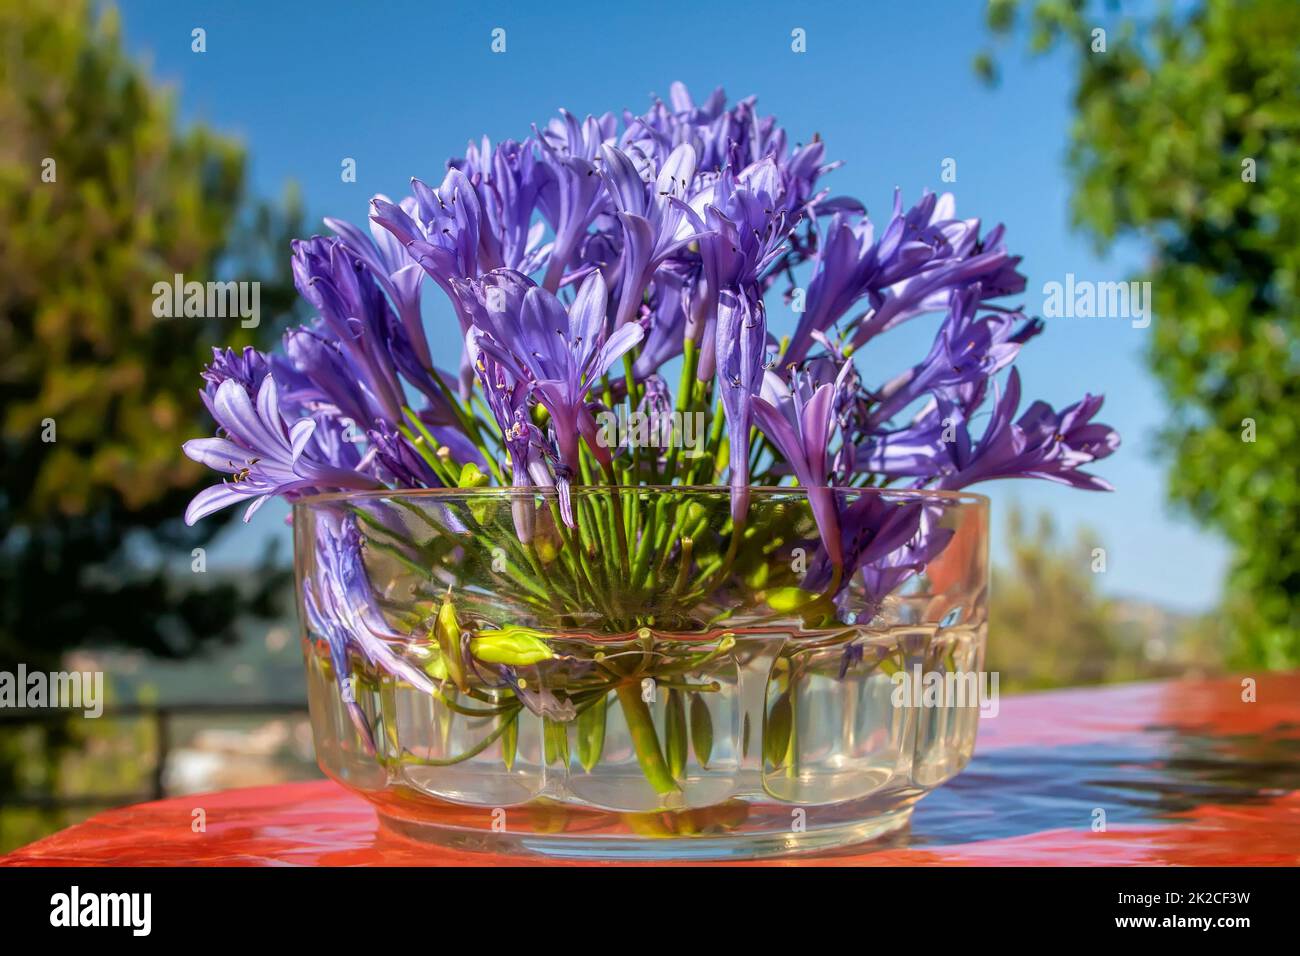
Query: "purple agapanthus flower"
598 142 701 328
200 346 272 415
752 360 856 567
325 202 431 372
453 137 551 276
935 368 1120 491
631 269 693 377
535 110 614 293
304 511 439 750
181 81 1119 685
858 508 957 614
462 270 643 471
370 168 483 298
291 236 410 423
183 376 379 524
496 665 577 721
784 191 1027 365
801 494 927 596
469 338 565 537
865 284 1041 429
715 287 768 522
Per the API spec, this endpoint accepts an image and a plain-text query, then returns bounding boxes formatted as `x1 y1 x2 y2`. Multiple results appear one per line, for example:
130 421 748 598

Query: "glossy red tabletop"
5 672 1298 866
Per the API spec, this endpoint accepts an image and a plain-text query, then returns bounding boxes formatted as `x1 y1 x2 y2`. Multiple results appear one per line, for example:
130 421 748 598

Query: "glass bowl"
295 486 989 860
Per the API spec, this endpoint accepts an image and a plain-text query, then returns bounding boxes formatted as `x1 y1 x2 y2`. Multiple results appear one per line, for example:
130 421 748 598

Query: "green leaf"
689 693 713 768
764 691 792 768
576 693 607 772
501 712 518 771
543 717 569 767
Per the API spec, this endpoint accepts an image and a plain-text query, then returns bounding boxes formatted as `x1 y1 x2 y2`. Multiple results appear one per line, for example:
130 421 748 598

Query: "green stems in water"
615 682 680 795
391 703 523 767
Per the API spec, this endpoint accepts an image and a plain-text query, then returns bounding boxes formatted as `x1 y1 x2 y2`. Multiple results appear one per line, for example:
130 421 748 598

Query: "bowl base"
376 804 914 861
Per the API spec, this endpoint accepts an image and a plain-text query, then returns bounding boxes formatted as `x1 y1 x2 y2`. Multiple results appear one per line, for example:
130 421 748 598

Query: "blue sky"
117 0 1229 611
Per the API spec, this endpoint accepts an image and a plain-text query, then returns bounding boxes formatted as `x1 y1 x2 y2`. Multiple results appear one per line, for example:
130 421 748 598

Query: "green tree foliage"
0 0 300 818
981 0 1300 666
989 507 1130 689
0 0 301 664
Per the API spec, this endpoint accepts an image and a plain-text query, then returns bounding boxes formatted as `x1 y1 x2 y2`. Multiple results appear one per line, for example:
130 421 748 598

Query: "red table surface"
4 672 1299 866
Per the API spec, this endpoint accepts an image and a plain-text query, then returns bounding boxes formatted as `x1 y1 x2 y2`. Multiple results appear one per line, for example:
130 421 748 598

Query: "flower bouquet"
184 83 1118 858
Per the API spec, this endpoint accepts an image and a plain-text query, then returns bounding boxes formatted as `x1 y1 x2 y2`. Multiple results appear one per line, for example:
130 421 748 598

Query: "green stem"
615 682 679 795
395 704 522 767
662 340 699 486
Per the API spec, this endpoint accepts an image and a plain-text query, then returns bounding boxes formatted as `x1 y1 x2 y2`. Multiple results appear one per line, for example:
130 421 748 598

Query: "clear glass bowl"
295 487 989 860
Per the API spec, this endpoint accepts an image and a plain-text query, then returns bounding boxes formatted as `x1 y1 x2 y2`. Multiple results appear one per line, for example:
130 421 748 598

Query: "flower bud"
434 594 468 691
764 586 835 623
470 626 555 666
457 462 489 488
764 586 816 612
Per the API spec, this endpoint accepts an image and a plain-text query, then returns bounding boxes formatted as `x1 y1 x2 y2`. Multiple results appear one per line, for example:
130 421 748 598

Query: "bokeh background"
1 0 1295 850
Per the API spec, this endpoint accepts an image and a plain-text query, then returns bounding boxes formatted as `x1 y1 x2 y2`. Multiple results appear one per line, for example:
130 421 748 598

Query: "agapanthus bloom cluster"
184 83 1118 603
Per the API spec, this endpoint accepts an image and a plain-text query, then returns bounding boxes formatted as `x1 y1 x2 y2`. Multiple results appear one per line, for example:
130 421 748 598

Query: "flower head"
715 287 769 522
179 81 1120 650
936 369 1120 491
183 376 379 525
752 360 857 565
462 270 643 470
